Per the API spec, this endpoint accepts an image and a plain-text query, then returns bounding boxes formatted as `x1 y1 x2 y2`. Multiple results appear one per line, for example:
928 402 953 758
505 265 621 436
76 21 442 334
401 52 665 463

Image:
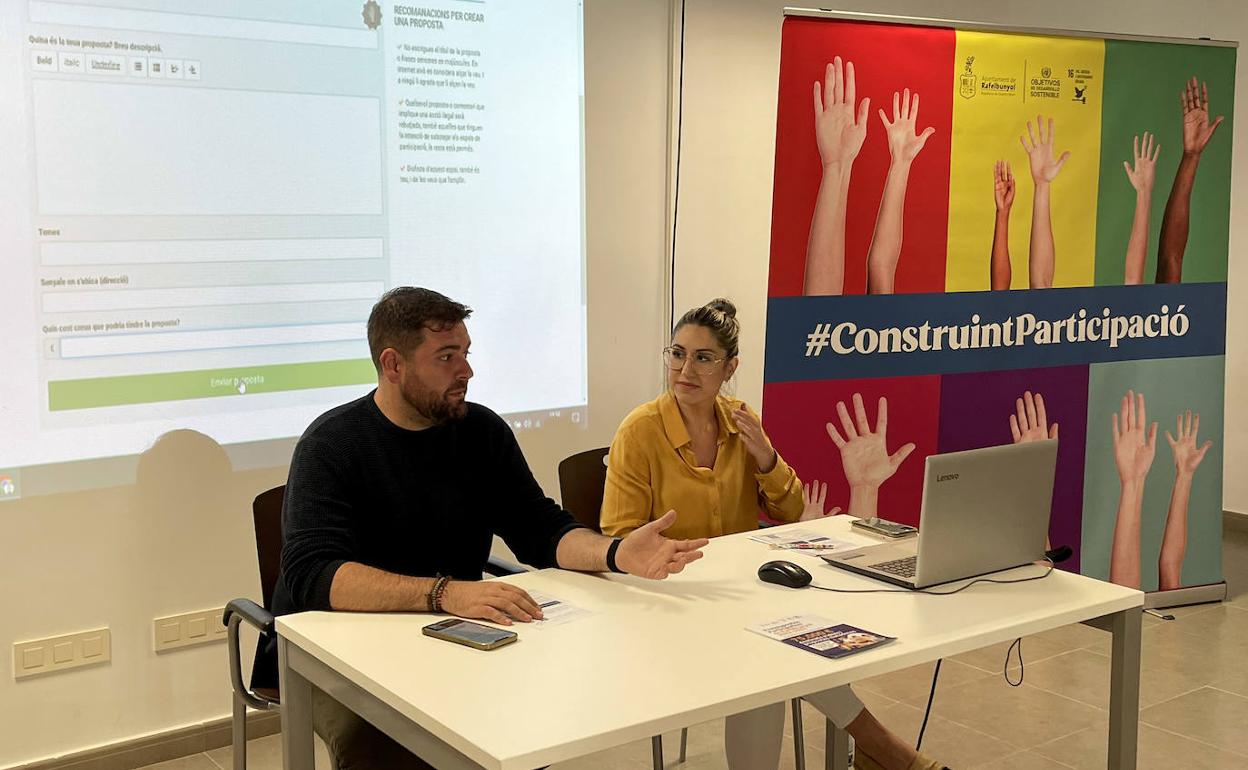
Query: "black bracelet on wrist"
606 538 625 574
430 575 452 612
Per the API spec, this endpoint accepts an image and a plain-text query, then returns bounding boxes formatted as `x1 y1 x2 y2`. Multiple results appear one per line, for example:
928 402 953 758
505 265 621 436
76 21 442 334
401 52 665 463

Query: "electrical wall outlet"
153 608 228 652
13 628 110 680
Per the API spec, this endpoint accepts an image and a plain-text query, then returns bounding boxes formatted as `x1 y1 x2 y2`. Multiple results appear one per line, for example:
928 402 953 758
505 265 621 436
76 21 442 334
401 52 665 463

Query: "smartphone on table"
850 517 918 538
422 618 518 650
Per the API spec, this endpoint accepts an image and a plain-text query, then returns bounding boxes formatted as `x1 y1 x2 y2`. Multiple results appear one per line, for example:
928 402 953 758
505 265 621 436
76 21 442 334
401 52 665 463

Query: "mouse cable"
808 558 1052 729
1004 637 1025 687
916 658 941 751
806 558 1055 596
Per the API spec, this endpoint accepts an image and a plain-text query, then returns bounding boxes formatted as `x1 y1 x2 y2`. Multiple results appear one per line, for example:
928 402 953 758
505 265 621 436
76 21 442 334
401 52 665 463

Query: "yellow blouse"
599 391 805 539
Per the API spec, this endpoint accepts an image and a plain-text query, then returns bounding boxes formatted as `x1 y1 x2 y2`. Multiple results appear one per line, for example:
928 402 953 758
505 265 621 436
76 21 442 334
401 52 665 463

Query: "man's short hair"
367 287 472 371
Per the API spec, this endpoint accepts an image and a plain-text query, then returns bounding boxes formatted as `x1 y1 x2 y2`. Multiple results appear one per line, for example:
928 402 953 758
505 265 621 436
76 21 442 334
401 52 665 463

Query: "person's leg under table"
313 686 435 769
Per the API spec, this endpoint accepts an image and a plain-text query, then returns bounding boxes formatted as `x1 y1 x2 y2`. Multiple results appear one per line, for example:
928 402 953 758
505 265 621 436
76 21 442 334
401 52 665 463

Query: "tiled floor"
147 527 1248 770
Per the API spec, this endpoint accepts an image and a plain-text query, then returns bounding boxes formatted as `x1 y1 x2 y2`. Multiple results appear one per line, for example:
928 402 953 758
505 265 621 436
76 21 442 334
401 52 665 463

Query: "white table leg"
279 637 315 770
825 719 850 770
1107 607 1141 769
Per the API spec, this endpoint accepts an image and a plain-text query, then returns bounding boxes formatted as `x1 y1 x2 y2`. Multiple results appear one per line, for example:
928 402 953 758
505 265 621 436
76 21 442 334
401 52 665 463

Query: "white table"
277 516 1143 770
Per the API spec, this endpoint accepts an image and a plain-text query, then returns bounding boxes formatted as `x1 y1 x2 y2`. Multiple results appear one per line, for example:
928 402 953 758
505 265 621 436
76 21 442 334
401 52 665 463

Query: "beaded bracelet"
430 575 452 612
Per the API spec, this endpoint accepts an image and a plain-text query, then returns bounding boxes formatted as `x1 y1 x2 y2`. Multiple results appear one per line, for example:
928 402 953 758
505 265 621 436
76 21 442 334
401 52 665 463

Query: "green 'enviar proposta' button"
48 358 376 411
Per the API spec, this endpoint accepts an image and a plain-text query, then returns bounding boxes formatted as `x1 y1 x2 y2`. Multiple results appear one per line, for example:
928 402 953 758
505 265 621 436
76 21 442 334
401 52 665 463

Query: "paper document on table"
526 590 593 628
748 528 857 554
747 615 894 659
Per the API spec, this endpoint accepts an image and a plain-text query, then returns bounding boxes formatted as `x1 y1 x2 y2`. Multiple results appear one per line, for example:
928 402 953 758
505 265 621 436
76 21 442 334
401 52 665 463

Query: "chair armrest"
484 555 525 576
223 598 274 635
223 598 279 711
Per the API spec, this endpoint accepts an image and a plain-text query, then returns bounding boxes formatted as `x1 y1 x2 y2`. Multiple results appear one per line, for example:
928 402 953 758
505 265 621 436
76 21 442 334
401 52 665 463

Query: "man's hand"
879 88 935 164
1010 390 1058 442
731 404 777 473
1123 132 1160 192
1020 115 1071 184
826 393 915 490
799 480 841 521
994 159 1016 212
1181 77 1224 156
614 510 709 580
813 56 870 169
1166 409 1212 476
440 581 545 626
1112 390 1157 484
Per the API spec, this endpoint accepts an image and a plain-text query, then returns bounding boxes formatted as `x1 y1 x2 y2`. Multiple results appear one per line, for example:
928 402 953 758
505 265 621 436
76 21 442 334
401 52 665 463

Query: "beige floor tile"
780 740 824 770
1152 601 1221 621
1167 603 1248 641
1034 720 1248 770
951 631 1085 674
1079 618 1167 657
1129 624 1248 698
1139 687 1248 756
1029 621 1111 651
671 719 724 762
856 659 993 707
854 686 898 715
971 749 1077 769
871 702 1020 768
917 676 1104 749
669 752 729 770
1022 648 1206 710
204 733 331 770
138 755 222 770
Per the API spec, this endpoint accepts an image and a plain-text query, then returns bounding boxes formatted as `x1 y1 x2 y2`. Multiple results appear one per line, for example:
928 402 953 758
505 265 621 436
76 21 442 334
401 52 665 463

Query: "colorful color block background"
763 17 1233 592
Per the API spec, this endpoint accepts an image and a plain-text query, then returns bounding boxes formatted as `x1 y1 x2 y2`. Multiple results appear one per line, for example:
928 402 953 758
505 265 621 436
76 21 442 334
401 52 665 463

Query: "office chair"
223 485 522 770
556 448 813 770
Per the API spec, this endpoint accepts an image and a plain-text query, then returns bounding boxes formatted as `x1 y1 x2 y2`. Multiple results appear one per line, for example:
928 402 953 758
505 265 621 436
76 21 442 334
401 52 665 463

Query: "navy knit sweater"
253 391 582 688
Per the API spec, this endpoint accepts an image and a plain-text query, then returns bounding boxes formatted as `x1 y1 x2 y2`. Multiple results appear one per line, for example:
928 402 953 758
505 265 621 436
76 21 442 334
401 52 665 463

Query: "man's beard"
401 378 468 425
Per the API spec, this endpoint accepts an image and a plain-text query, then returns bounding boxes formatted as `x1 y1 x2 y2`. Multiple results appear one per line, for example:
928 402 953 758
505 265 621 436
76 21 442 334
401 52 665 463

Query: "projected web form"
1 0 588 472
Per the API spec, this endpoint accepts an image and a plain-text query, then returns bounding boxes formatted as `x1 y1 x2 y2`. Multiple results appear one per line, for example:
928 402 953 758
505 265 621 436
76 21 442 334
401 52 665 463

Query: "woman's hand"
799 480 842 521
732 404 778 473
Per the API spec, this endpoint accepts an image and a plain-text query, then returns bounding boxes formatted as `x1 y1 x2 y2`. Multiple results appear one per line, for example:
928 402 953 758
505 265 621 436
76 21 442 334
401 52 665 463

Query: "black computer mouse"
757 560 813 588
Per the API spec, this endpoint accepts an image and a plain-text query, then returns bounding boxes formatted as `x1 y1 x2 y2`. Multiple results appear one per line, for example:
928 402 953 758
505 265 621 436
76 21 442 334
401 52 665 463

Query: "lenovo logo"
936 473 960 482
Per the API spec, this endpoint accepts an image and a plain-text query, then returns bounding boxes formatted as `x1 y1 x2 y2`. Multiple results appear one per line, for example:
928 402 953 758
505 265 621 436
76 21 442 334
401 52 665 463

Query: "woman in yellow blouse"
601 300 944 770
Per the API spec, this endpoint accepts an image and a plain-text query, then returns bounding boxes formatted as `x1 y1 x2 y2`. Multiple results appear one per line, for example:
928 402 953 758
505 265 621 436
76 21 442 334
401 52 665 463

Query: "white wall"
670 0 1248 512
0 1 673 765
4 0 1246 766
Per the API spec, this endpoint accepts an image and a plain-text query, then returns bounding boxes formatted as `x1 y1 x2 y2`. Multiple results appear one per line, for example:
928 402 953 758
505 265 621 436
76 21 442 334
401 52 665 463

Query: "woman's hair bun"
705 298 737 319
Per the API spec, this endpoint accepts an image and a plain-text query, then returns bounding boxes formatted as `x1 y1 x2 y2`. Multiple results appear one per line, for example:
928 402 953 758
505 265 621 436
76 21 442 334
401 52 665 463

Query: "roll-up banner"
763 9 1234 603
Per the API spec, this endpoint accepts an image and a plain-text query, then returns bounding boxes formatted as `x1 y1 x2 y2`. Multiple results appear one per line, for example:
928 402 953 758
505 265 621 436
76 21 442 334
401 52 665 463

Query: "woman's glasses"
662 347 726 375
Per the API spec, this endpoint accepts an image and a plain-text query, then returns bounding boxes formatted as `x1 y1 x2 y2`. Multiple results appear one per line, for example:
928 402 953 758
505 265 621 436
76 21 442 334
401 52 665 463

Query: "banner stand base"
1144 581 1227 611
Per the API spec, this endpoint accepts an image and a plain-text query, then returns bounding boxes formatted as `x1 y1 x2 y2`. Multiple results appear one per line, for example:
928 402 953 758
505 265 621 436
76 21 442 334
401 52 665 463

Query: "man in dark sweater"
261 287 708 769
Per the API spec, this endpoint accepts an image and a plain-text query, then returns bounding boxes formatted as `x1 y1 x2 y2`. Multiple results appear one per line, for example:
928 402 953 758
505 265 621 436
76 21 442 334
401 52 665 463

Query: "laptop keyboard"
872 556 917 579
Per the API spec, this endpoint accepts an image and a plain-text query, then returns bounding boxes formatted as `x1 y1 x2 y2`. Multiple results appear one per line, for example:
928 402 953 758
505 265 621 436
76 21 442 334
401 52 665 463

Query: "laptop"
821 439 1057 589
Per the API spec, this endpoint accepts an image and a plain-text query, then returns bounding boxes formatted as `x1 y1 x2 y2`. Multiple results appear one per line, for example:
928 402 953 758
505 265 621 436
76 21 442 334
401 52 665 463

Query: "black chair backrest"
252 486 286 611
557 447 609 532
